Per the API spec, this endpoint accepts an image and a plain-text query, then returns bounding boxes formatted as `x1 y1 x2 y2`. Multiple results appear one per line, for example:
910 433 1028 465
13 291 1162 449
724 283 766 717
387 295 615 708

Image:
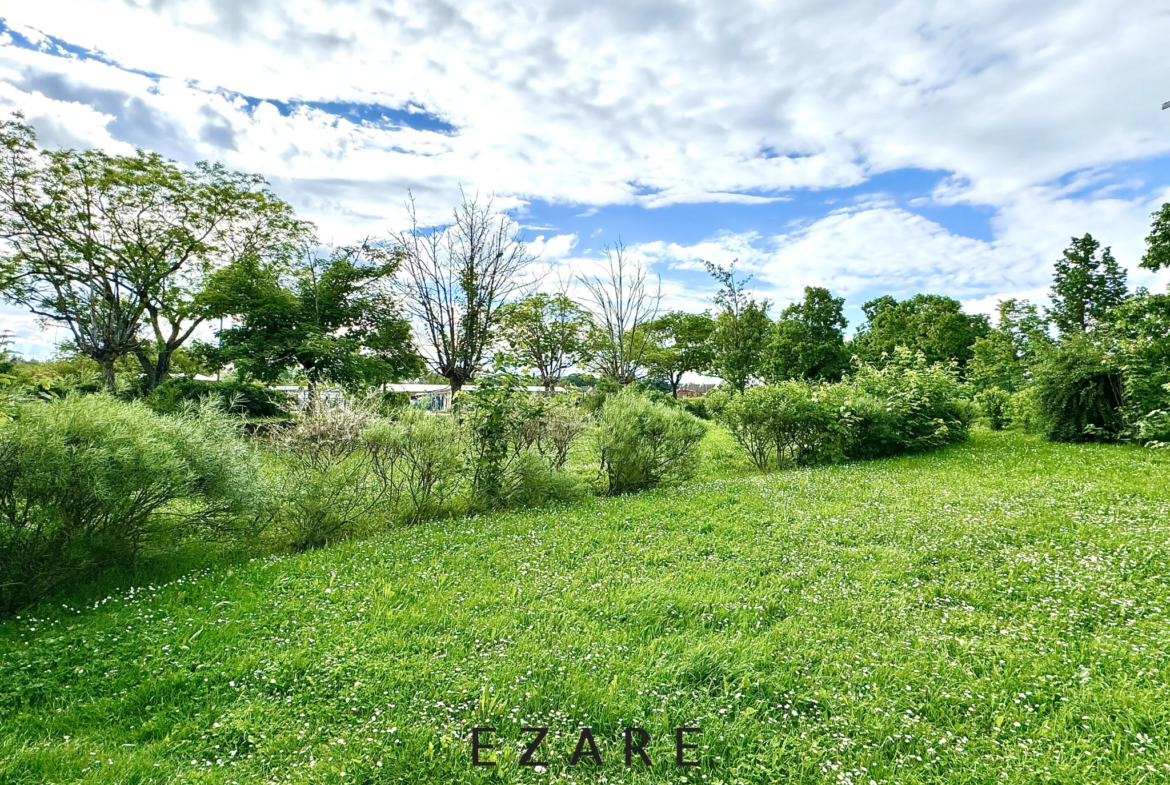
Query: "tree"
391 190 532 395
968 299 1052 392
1141 203 1170 272
578 241 661 384
202 243 421 394
705 260 770 392
0 115 307 391
1048 233 1128 336
853 294 989 369
643 310 715 397
497 292 590 390
763 286 849 383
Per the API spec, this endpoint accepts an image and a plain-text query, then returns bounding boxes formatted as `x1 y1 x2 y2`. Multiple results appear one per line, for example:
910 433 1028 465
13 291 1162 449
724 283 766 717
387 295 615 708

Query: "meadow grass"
2 430 1169 784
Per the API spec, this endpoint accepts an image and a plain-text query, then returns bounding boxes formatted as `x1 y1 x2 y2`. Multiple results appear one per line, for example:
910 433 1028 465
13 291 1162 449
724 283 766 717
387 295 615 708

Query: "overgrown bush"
264 400 384 550
0 395 264 610
839 348 971 456
364 409 465 522
718 383 841 470
146 377 291 418
595 389 706 494
680 396 714 420
1006 386 1044 433
1032 337 1124 442
461 374 586 508
974 388 1011 430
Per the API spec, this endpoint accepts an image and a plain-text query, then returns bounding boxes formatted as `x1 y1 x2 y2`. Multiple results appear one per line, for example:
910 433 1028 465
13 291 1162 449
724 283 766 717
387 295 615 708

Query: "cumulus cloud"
1 0 1169 353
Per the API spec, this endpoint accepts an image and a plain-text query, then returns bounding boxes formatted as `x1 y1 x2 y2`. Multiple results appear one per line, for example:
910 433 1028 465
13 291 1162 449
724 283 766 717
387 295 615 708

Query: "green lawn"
3 431 1170 784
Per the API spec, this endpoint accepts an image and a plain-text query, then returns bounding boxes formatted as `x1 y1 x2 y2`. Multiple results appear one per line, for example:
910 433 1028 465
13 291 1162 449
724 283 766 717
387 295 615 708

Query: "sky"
1 0 1169 360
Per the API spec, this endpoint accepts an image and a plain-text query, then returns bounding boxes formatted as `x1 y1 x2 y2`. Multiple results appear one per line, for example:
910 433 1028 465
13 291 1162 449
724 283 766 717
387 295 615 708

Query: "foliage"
1048 233 1128 336
0 395 263 609
642 310 715 397
704 260 771 392
1005 386 1044 433
838 347 972 458
594 388 706 494
497 292 590 390
718 382 841 470
853 294 990 369
974 388 1011 430
763 286 850 383
581 375 622 415
1140 202 1170 272
363 409 465 523
264 400 386 550
968 299 1052 393
391 190 533 393
1032 336 1125 442
0 115 308 391
460 370 586 508
145 377 291 418
1106 292 1170 446
203 244 422 392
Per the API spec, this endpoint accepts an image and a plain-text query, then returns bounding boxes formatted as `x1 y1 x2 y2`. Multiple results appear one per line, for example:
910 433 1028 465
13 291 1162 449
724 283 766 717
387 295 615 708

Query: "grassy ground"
2 430 1170 784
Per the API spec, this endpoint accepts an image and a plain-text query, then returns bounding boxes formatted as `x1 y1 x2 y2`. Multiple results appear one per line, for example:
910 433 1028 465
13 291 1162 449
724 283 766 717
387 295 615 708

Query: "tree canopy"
853 293 989 369
763 286 849 383
1048 233 1127 336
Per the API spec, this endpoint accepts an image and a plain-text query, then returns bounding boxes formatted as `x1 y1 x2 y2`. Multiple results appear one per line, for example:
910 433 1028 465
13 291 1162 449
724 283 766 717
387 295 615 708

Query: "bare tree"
391 189 533 394
577 241 662 385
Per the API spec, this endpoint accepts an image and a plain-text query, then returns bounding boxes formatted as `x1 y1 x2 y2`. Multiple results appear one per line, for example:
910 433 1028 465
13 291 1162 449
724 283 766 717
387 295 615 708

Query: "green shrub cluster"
145 377 292 418
0 396 264 610
595 389 707 494
717 348 971 470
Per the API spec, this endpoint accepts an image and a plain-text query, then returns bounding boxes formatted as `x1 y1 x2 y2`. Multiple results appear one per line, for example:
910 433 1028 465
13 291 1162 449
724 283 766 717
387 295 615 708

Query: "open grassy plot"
2 431 1170 784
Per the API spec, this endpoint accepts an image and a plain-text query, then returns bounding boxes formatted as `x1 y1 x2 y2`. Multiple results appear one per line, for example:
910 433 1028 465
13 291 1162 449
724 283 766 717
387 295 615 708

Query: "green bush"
718 383 841 471
1033 337 1124 442
146 377 290 418
582 376 622 415
595 389 706 494
974 388 1011 430
1006 386 1044 433
839 348 970 457
680 396 713 420
460 374 586 508
364 409 466 522
0 395 263 610
265 401 385 550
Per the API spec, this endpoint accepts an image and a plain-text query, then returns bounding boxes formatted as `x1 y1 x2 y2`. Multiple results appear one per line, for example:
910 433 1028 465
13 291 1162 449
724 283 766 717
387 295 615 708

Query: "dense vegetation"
2 431 1169 784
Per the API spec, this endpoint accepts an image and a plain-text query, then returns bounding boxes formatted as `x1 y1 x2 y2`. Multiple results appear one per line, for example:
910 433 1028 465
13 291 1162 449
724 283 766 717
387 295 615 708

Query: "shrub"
840 348 970 456
364 409 465 522
460 374 586 508
582 376 622 415
1006 386 1044 433
146 377 290 419
595 389 706 494
974 388 1011 430
719 383 841 471
1032 337 1124 442
0 395 263 609
265 400 385 550
680 396 713 420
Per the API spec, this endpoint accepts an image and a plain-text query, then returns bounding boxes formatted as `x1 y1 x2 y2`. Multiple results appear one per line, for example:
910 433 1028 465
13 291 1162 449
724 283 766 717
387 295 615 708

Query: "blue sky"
1 1 1169 358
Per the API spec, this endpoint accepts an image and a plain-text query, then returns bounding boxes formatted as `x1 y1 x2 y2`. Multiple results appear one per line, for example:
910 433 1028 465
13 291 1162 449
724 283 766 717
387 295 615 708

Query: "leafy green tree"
0 115 307 391
497 293 590 390
853 294 989 369
643 310 715 397
1048 233 1128 336
1140 203 1170 272
202 244 421 394
968 299 1052 392
705 260 770 392
763 286 849 383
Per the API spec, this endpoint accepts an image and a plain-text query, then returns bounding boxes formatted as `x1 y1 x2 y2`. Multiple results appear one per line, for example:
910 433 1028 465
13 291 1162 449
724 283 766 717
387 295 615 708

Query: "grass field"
2 430 1170 784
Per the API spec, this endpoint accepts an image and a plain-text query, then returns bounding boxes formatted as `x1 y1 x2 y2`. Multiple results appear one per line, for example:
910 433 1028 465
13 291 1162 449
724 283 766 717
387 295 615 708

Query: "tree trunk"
670 375 681 398
98 359 117 392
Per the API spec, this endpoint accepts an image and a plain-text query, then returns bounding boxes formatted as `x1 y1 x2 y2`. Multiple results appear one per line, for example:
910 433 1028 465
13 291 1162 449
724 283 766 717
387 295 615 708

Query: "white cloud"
2 0 1170 355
